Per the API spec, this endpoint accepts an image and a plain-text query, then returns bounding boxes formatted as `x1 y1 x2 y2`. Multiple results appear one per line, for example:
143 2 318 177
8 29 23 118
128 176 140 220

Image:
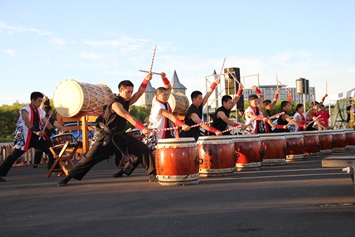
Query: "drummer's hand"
160 72 166 79
36 131 44 137
215 78 221 84
181 124 190 131
239 83 244 90
241 125 248 130
142 127 151 135
215 130 222 136
145 73 152 81
262 117 268 122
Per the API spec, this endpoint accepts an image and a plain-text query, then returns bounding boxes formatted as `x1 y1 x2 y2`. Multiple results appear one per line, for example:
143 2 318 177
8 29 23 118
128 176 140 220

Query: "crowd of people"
0 71 352 186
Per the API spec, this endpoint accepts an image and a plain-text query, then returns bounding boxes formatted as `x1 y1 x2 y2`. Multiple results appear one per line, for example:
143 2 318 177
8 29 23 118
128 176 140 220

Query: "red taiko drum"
284 132 304 160
197 135 236 177
317 130 333 155
344 128 355 150
155 138 199 186
259 133 287 165
330 129 346 153
301 131 320 156
234 134 263 171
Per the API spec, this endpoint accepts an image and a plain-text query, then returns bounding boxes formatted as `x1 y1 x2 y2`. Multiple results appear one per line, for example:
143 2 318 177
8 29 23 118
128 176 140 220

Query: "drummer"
244 87 275 134
146 72 189 147
293 103 307 132
57 74 158 186
211 85 248 135
274 101 304 133
0 92 57 182
305 93 328 130
262 89 280 132
179 78 222 140
33 105 66 168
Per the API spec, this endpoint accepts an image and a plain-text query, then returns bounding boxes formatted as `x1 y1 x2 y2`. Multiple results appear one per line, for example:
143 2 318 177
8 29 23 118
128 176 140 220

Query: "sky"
0 0 354 107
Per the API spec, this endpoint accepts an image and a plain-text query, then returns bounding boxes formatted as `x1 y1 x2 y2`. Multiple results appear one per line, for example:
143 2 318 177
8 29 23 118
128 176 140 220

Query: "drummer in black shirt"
179 78 222 140
58 74 157 186
212 89 248 135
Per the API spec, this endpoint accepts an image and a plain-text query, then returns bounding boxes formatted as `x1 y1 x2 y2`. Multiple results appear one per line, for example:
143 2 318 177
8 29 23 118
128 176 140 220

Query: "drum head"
53 79 84 117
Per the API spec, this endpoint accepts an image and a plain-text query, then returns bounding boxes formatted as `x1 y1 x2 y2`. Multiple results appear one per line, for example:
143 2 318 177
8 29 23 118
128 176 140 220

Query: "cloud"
4 49 16 57
83 36 149 54
0 21 52 36
80 52 102 60
51 38 66 45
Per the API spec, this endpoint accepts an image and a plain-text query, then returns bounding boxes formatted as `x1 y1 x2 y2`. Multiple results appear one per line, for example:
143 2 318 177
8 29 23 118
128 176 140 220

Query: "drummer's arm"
246 111 257 120
191 113 221 136
218 111 238 127
160 72 172 94
232 84 243 107
112 102 151 135
160 109 189 131
53 120 67 132
130 73 152 105
202 78 220 107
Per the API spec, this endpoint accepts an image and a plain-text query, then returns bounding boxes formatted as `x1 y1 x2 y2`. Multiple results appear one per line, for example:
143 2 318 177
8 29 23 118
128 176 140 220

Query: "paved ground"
1 150 355 237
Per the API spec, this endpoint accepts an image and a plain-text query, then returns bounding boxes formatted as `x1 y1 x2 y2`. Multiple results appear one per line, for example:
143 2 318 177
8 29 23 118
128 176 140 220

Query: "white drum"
53 79 114 117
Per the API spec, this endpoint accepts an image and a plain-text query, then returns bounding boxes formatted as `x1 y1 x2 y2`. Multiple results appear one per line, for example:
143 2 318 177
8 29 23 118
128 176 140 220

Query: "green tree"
126 105 150 129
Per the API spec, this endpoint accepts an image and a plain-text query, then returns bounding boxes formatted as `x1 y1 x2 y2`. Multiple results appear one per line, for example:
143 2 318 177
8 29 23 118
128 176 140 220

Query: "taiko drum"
330 129 347 152
155 138 199 186
344 128 355 149
284 132 305 160
259 133 287 165
317 130 333 155
197 135 236 177
53 79 114 117
234 134 263 171
301 131 320 156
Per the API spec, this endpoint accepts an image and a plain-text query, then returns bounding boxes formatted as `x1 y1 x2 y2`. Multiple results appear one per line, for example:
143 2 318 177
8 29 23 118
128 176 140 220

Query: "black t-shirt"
179 104 203 141
104 95 130 133
212 106 230 134
274 110 290 133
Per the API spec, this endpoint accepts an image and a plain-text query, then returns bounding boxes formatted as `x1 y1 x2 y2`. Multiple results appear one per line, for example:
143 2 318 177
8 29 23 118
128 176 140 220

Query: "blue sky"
1 0 354 106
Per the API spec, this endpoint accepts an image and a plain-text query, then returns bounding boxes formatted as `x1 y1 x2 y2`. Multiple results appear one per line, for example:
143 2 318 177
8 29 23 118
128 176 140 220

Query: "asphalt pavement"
1 150 355 237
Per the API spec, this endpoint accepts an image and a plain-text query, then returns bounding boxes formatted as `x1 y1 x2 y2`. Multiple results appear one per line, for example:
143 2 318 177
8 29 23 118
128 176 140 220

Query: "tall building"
243 85 316 103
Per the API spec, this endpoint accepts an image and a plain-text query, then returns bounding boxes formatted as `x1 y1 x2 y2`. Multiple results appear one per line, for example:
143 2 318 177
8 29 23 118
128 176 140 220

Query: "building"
140 70 187 109
243 85 316 103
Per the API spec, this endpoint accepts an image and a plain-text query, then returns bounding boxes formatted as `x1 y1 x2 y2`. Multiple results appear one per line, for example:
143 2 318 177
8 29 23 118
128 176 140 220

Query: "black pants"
0 138 54 177
69 133 155 180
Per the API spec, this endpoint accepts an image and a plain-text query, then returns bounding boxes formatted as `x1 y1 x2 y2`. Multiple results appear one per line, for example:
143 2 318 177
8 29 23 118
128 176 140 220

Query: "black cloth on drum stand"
0 136 54 176
180 104 203 141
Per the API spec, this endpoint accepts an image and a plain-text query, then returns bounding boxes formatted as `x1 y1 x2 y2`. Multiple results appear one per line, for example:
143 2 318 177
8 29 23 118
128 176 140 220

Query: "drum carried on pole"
53 79 114 117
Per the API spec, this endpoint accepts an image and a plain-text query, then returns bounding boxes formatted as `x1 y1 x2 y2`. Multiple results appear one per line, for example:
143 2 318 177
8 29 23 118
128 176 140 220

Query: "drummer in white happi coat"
0 92 57 182
147 72 190 141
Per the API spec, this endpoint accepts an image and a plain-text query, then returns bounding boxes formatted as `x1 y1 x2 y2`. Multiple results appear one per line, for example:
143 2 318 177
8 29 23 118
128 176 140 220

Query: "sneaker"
57 181 67 187
33 164 38 168
0 177 6 182
112 168 124 178
149 173 158 182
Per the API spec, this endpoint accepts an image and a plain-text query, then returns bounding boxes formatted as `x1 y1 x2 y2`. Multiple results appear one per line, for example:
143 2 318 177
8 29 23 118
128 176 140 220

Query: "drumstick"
276 73 279 89
218 57 226 79
277 80 290 93
139 70 161 75
39 114 52 140
306 115 321 128
326 81 328 94
226 68 241 85
149 45 157 73
151 121 212 133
